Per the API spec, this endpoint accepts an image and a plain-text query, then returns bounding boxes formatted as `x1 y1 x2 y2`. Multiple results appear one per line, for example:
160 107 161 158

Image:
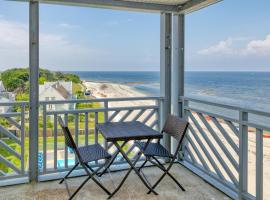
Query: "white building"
0 81 6 92
0 94 15 114
0 97 12 113
39 81 75 111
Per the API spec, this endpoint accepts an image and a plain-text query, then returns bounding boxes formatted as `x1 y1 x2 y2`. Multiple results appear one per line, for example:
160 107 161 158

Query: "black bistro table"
96 121 163 199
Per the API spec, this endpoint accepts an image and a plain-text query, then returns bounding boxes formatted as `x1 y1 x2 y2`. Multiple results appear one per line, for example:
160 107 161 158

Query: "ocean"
71 71 270 113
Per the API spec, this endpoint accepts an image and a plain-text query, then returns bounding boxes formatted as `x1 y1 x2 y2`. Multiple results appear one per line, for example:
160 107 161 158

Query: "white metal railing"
0 101 28 185
179 96 268 200
0 95 268 200
38 97 161 179
0 97 161 185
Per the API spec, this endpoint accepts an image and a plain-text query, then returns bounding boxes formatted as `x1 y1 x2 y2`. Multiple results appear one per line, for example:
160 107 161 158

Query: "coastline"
83 80 148 98
83 81 156 123
82 81 155 107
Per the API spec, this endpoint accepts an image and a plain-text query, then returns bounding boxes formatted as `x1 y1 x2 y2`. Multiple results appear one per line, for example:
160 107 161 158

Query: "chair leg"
98 142 127 177
167 171 185 191
147 171 166 194
69 176 92 200
63 162 111 200
69 171 112 199
137 159 148 172
147 158 185 193
91 176 111 195
59 162 79 184
84 163 111 195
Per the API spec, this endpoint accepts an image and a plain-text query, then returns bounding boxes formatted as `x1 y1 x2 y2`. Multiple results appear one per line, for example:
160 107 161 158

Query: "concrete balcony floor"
0 164 231 200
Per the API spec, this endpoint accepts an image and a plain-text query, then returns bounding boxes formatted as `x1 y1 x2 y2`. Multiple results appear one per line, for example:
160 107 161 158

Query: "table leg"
108 140 158 199
98 141 128 177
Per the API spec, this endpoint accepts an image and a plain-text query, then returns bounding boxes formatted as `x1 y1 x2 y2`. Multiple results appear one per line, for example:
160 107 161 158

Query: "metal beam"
13 0 178 13
29 0 39 182
160 13 172 154
171 14 184 153
12 0 222 13
178 0 222 14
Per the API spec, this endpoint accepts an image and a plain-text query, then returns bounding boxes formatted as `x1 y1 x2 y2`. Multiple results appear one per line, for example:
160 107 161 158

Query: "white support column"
29 1 39 182
171 14 185 153
160 13 172 153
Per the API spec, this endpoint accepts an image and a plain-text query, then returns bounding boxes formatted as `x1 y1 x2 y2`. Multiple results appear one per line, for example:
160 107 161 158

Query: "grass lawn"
72 83 83 94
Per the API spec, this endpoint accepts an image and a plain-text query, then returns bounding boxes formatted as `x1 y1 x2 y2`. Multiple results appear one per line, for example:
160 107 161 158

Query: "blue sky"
0 0 270 71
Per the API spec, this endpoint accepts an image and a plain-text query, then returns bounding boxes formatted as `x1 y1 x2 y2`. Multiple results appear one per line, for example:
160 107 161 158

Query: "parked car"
84 90 91 96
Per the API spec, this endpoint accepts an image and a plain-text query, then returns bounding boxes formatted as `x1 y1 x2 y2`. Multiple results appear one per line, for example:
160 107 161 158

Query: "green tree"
1 68 29 92
1 68 81 95
63 73 80 83
39 77 46 84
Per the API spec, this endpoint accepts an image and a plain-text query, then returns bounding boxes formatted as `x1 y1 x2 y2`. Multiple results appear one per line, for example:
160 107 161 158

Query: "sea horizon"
1 69 267 110
66 71 270 111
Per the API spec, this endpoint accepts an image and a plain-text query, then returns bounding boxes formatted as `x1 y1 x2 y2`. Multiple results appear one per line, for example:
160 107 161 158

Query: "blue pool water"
56 155 123 168
57 159 75 168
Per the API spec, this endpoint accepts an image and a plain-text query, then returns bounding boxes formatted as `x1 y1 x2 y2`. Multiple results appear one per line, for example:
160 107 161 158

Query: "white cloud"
198 38 234 55
58 23 79 28
107 18 133 27
243 35 270 56
198 35 270 57
0 19 105 70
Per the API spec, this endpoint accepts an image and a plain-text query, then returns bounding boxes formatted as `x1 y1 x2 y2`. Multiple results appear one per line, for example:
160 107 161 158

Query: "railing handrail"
0 101 29 106
46 105 159 115
180 95 270 118
40 96 163 105
0 96 163 106
1 96 269 118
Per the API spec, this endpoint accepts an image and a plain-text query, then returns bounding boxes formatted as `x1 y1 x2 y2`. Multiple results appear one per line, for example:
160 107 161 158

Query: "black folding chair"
135 115 189 194
58 116 112 200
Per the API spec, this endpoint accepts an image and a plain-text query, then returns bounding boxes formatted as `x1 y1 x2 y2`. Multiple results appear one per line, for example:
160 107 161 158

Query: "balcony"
0 0 268 199
0 96 269 199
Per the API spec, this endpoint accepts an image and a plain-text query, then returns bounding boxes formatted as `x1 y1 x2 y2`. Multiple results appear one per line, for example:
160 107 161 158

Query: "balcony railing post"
29 0 39 182
160 12 172 155
256 128 263 200
239 111 248 199
42 104 47 174
180 98 189 160
104 101 108 150
21 105 25 174
156 99 161 131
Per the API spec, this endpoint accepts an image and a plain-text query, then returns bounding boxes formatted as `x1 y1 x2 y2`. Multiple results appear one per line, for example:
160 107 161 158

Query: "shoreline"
82 81 150 99
83 80 156 123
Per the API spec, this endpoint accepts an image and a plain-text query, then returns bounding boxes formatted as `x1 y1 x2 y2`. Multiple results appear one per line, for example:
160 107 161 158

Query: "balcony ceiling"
120 0 190 5
13 0 222 13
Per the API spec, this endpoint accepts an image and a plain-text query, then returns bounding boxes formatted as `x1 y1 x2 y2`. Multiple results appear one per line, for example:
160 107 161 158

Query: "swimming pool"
37 152 124 169
57 159 75 167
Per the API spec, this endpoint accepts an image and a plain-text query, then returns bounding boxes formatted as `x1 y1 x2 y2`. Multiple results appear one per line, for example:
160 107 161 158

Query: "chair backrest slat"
58 116 83 163
162 115 189 143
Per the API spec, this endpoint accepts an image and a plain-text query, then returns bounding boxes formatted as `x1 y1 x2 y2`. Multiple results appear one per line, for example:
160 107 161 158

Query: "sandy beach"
83 81 156 123
83 81 150 101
